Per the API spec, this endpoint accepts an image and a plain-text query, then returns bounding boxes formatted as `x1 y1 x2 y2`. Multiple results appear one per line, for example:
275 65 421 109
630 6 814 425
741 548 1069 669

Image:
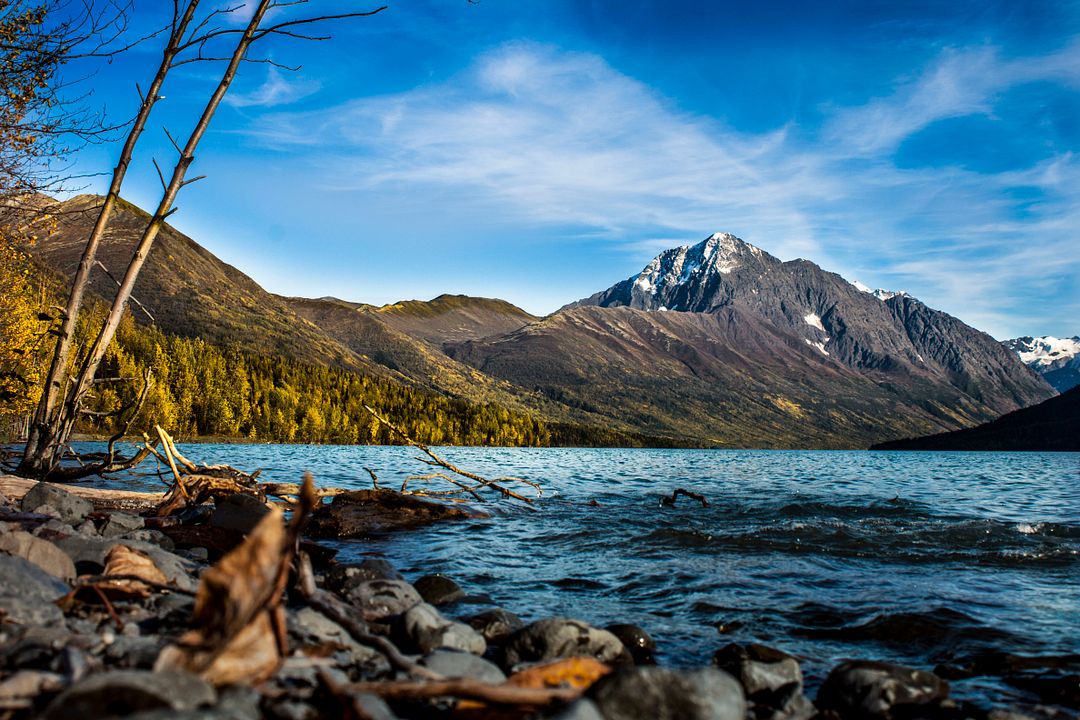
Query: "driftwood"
660 488 709 508
363 405 541 507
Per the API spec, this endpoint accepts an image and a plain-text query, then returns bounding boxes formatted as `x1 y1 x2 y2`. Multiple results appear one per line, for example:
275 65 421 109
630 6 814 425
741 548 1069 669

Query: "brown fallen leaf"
154 474 317 686
454 656 612 718
99 544 170 598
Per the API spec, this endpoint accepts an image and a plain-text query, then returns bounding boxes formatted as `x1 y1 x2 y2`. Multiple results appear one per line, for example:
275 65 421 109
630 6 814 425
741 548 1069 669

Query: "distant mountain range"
871 385 1078 452
21 197 1057 448
1002 336 1080 393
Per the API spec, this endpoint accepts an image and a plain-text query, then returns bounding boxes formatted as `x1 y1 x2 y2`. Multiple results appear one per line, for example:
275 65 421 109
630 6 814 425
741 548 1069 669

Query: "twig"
659 488 709 508
326 677 579 707
364 467 379 490
74 574 195 596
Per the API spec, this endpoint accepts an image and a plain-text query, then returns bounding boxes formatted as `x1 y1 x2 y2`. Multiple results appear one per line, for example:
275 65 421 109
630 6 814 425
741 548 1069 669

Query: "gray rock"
74 519 100 536
401 602 486 655
21 482 93 524
345 579 421 622
414 574 465 606
100 512 145 538
286 606 381 667
120 528 175 552
352 693 400 720
550 699 606 720
816 660 948 719
49 536 197 592
210 493 270 534
104 636 169 669
504 618 630 669
0 555 69 626
465 608 524 644
0 529 76 581
712 643 803 699
588 666 746 720
44 670 216 719
421 649 505 683
605 624 657 665
325 559 404 595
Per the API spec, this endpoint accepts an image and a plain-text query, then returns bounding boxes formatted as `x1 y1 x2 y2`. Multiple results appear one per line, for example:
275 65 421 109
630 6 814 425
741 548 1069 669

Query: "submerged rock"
503 618 630 669
307 489 486 538
817 660 948 719
587 666 746 720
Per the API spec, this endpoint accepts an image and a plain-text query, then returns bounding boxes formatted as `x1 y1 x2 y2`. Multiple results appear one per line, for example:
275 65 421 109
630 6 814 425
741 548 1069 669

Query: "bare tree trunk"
20 2 203 478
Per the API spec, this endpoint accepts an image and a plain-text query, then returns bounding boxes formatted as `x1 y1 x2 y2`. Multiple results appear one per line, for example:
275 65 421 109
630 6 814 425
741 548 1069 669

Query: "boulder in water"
817 660 948 718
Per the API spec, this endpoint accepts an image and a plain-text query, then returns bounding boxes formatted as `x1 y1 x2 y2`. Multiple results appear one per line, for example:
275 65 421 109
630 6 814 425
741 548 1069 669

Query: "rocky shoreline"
0 478 1076 720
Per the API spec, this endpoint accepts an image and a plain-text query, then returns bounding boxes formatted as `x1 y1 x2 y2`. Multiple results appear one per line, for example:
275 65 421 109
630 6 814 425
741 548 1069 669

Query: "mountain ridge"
21 198 1056 448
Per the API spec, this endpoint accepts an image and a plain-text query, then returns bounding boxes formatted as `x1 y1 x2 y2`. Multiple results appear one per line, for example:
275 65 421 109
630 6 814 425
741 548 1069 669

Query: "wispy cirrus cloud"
225 67 320 108
238 40 1080 337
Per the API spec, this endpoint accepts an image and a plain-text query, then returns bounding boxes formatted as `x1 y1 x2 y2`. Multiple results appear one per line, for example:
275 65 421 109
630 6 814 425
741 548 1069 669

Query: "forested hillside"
83 315 553 446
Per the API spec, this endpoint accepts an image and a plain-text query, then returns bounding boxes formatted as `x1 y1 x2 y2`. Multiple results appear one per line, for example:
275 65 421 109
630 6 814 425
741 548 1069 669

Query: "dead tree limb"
362 404 540 506
659 488 709 508
323 676 580 708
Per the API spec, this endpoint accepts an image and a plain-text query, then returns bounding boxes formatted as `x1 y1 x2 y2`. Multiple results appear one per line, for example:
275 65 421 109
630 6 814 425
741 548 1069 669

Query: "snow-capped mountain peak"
629 232 763 307
850 279 907 302
1003 335 1080 393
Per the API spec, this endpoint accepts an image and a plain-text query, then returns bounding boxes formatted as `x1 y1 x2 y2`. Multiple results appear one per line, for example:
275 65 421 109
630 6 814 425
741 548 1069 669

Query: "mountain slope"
371 294 537 345
455 233 1053 447
1003 335 1080 392
871 385 1080 451
23 195 372 373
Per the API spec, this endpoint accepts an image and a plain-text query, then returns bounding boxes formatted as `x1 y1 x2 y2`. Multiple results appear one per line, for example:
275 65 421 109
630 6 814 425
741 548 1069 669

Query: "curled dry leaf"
155 474 317 686
99 544 170 598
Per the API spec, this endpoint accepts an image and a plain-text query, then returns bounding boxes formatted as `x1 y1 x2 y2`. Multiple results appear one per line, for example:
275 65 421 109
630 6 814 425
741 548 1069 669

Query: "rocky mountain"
871 385 1079 452
1003 336 1080 393
22 197 1057 447
454 233 1054 447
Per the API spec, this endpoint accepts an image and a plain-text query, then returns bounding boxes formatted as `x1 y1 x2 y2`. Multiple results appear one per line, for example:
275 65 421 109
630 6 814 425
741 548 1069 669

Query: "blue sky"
67 0 1080 339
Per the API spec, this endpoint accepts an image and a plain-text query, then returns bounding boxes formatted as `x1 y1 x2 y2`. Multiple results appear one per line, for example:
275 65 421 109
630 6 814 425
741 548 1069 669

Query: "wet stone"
20 482 93 524
504 618 630 669
400 602 486 655
588 666 746 720
324 559 404 595
465 608 524 645
605 624 657 665
414 573 465 606
712 642 809 720
817 660 949 719
44 669 217 719
420 649 506 683
345 579 422 623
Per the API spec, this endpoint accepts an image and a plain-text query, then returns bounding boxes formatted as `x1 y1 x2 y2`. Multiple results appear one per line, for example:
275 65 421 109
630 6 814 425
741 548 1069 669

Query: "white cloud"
238 41 1080 338
225 67 320 108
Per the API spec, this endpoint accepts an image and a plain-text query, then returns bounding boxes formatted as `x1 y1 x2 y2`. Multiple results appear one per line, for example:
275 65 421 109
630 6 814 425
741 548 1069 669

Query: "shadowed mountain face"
23 199 1056 448
871 385 1079 451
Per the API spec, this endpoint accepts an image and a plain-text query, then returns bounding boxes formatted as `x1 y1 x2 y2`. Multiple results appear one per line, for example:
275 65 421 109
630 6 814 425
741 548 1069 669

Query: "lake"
73 443 1080 706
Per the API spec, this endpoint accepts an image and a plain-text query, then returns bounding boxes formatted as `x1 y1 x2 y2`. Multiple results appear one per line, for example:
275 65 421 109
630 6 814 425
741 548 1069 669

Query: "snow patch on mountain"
804 313 825 332
851 279 907 301
1005 336 1080 367
805 339 830 356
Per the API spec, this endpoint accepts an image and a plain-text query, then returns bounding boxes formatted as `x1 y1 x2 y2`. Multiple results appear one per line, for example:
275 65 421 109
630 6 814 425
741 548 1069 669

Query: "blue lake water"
71 444 1080 705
